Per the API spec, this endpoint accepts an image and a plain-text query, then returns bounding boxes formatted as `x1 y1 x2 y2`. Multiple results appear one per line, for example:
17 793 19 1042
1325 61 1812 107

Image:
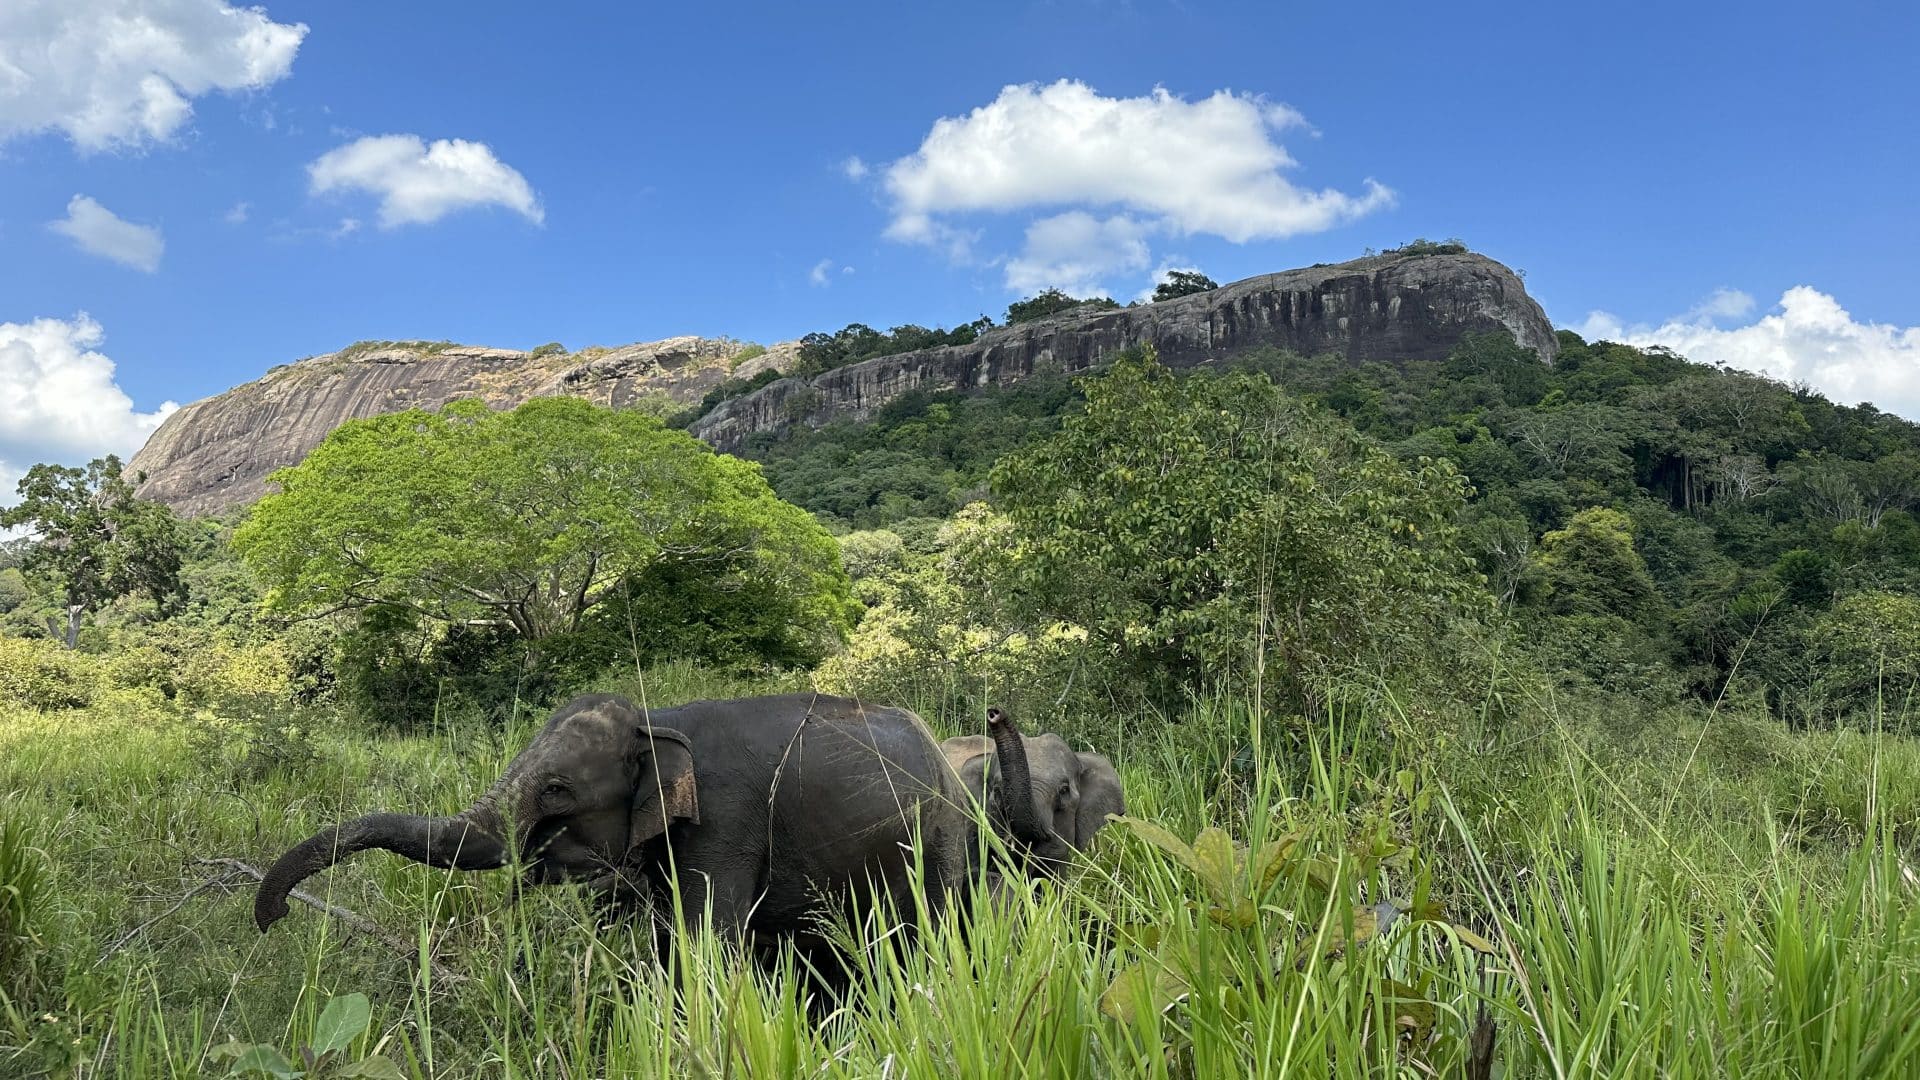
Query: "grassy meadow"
3 661 1919 1078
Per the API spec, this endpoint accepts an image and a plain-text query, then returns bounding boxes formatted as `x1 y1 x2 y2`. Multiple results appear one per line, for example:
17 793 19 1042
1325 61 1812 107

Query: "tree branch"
197 858 469 985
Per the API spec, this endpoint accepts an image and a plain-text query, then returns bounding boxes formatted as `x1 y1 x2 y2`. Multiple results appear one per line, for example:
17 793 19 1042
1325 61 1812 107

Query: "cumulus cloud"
223 201 250 224
841 156 869 180
0 315 178 504
1578 287 1920 421
879 80 1391 291
0 0 306 151
1004 212 1149 296
308 134 544 228
48 195 164 272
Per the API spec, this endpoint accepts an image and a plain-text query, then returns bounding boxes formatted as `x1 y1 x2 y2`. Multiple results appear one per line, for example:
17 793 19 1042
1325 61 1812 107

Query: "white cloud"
1577 287 1920 420
0 315 178 505
47 195 164 272
1683 287 1756 323
0 0 306 152
308 134 544 228
841 156 869 180
223 200 250 224
1004 212 1149 296
882 80 1392 285
808 258 835 286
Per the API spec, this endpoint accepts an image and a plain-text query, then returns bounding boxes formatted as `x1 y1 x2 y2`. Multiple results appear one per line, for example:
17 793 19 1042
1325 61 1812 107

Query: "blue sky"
4 0 1919 492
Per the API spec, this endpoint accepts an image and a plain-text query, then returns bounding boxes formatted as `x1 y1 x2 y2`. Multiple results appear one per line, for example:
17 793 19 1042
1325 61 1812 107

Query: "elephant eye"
542 780 570 799
1054 786 1073 812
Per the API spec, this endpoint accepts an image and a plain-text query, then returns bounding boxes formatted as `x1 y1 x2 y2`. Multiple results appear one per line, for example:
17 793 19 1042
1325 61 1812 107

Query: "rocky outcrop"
690 252 1552 450
130 337 791 517
131 251 1551 516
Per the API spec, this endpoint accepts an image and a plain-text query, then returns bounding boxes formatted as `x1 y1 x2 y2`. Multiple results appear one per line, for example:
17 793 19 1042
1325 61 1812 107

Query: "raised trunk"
987 708 1049 846
254 796 511 931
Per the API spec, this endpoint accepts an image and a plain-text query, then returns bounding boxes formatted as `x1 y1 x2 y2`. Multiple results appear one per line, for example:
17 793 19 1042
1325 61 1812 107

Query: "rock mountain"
131 251 1554 516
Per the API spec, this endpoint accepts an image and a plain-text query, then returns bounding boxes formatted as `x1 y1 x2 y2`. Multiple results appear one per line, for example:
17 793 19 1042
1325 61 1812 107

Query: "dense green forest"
735 331 1920 726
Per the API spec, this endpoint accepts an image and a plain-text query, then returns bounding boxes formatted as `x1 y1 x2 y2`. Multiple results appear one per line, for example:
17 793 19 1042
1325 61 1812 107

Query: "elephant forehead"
524 708 633 764
1032 733 1075 762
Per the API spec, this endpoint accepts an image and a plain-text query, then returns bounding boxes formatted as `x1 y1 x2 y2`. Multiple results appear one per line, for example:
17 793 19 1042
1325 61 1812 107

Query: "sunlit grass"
3 675 1919 1077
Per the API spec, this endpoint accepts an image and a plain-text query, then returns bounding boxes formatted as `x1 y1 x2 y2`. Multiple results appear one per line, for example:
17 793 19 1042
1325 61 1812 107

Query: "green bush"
0 636 100 710
1382 237 1469 257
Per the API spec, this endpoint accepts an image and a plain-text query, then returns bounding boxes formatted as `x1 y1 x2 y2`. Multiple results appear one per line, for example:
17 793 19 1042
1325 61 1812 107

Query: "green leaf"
1100 956 1193 1024
311 993 370 1057
337 1056 407 1080
1205 897 1259 929
1247 834 1300 896
223 1044 305 1078
1189 827 1239 907
1115 816 1199 876
1445 924 1500 955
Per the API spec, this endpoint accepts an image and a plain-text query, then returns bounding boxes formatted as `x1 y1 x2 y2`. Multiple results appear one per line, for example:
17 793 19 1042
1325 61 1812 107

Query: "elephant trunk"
987 708 1050 847
255 781 517 932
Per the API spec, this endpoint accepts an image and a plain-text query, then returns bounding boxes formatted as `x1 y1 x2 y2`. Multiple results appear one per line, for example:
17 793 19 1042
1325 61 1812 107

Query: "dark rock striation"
130 251 1551 516
690 252 1553 450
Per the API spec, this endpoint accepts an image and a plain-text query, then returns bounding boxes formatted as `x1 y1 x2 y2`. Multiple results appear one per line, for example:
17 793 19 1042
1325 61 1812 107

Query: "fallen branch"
98 866 248 963
197 857 470 985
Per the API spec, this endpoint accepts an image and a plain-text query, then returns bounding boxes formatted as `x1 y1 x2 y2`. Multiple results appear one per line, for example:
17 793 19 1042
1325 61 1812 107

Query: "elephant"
254 693 979 948
941 708 1125 871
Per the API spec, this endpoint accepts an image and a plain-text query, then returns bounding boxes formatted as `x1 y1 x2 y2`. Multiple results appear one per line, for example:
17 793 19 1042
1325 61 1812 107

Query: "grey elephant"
942 708 1125 871
254 693 977 945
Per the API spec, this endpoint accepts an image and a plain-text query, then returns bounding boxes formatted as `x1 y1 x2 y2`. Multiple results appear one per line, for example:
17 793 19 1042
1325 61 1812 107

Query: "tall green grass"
2 674 1918 1077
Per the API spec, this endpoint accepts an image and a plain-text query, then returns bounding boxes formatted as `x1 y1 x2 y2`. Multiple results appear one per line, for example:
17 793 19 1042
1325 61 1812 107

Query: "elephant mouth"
518 819 620 885
519 819 569 878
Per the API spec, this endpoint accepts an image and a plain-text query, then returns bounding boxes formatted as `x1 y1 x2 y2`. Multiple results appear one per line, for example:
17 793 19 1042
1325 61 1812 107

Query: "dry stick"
97 866 248 963
197 858 471 985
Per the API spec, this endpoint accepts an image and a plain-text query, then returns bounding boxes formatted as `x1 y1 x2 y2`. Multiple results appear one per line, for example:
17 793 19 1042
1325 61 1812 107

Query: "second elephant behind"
942 710 1124 869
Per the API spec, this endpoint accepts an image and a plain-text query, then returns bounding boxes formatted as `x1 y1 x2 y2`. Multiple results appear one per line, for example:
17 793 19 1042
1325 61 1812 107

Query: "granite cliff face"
691 252 1553 450
130 337 791 517
131 251 1552 516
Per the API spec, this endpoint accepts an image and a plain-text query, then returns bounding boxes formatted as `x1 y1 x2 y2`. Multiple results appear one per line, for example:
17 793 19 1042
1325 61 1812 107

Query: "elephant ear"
1073 750 1125 849
628 725 698 858
942 735 994 807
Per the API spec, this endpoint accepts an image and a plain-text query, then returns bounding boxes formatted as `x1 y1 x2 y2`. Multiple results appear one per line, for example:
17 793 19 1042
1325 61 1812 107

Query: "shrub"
0 636 99 710
1382 237 1469 257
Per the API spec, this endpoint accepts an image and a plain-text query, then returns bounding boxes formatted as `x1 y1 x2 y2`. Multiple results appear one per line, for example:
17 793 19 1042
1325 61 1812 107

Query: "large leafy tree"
233 397 852 659
0 455 187 648
990 349 1485 706
1151 270 1218 302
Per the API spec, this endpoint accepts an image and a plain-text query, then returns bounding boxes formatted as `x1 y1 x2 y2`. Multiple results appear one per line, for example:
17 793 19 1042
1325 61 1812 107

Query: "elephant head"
943 708 1124 869
255 694 698 932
